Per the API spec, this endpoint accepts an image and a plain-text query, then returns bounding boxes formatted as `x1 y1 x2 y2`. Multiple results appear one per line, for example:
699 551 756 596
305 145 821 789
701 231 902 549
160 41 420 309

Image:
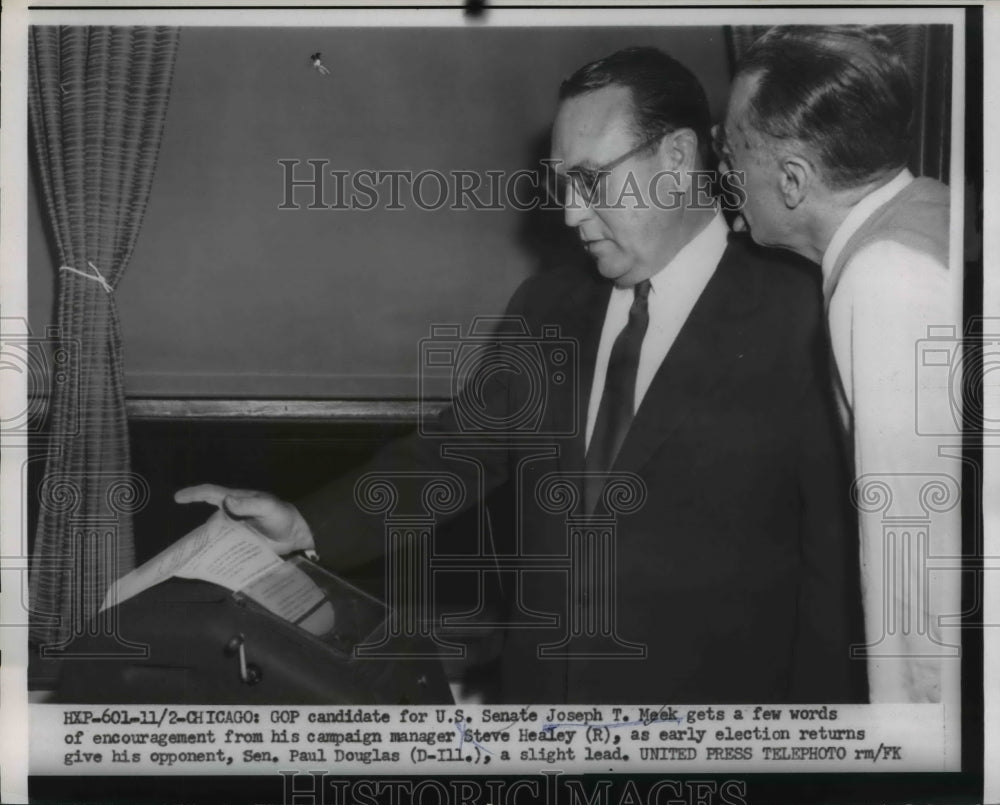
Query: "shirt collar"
821 168 914 282
646 210 728 295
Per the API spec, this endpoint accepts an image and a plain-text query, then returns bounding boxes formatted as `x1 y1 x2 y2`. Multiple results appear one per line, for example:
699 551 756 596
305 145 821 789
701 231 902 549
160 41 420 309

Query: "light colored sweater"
823 169 961 707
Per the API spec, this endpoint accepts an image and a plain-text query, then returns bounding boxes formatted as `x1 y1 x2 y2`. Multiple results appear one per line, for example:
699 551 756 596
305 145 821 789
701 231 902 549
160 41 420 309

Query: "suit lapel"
548 273 610 477
612 241 761 477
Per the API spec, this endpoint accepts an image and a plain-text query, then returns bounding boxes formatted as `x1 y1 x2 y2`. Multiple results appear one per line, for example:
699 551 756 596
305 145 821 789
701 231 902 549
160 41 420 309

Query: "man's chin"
599 266 644 289
595 265 628 285
740 219 774 249
742 225 801 259
738 217 779 250
591 255 628 283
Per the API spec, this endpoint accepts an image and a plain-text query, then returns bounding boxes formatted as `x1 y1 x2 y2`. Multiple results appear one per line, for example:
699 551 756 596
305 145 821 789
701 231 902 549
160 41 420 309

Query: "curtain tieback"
60 261 113 293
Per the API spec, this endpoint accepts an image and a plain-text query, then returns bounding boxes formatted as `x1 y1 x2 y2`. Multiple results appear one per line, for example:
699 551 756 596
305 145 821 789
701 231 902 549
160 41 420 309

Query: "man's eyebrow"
565 161 600 175
549 158 588 176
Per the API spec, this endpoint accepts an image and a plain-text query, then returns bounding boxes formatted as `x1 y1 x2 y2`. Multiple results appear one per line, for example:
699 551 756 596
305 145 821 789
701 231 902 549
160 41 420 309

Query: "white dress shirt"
585 212 729 450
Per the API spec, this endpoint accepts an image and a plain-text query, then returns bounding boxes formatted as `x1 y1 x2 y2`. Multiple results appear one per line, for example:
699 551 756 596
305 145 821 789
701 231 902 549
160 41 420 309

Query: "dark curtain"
28 26 180 649
725 25 953 183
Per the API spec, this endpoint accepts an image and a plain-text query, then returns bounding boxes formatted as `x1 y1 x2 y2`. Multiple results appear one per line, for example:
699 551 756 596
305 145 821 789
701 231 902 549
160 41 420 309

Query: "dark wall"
28 26 731 399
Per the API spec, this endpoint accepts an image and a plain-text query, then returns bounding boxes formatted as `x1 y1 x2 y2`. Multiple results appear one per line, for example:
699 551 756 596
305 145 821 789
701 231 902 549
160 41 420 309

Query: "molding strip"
124 398 449 422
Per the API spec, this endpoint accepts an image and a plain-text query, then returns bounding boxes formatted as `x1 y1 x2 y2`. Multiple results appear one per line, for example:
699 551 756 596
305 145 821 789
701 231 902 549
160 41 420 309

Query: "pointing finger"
222 493 275 520
174 484 245 507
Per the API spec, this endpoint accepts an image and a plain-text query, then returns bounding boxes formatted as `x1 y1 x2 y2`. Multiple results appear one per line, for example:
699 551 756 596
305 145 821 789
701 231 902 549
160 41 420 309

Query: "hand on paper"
174 484 315 556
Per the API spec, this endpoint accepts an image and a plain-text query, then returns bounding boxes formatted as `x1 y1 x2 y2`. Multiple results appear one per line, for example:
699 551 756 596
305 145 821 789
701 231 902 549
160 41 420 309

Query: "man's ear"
778 153 814 209
659 128 698 172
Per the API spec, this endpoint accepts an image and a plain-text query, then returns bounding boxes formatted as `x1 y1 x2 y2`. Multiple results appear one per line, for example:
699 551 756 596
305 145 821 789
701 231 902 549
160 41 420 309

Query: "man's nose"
563 182 593 228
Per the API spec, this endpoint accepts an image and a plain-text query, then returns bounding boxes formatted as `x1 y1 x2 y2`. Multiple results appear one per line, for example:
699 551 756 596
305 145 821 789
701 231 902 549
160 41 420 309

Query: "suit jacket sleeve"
294 279 538 571
787 297 868 703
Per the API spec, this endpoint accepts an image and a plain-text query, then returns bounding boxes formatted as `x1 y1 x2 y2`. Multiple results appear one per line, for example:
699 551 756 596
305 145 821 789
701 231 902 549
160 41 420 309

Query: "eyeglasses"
546 130 671 207
711 124 734 169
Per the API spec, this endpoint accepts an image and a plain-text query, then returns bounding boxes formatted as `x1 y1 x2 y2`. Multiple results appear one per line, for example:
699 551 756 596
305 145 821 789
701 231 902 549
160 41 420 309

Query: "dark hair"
735 25 913 189
559 46 713 167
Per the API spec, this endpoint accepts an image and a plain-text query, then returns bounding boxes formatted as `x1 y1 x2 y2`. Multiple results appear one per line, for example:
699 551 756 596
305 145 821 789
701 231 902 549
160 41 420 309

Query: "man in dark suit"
178 47 865 704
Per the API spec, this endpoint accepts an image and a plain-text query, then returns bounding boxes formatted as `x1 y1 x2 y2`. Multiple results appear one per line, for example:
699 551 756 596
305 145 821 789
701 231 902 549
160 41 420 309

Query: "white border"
0 3 985 803
982 4 999 804
17 5 964 26
1 1 33 803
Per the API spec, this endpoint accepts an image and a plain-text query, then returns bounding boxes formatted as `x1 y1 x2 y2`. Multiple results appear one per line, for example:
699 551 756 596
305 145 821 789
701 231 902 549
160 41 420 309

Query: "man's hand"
174 484 315 556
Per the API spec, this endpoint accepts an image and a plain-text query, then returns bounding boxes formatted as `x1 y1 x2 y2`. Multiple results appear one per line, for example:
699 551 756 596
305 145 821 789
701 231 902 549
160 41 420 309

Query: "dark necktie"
584 279 651 513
